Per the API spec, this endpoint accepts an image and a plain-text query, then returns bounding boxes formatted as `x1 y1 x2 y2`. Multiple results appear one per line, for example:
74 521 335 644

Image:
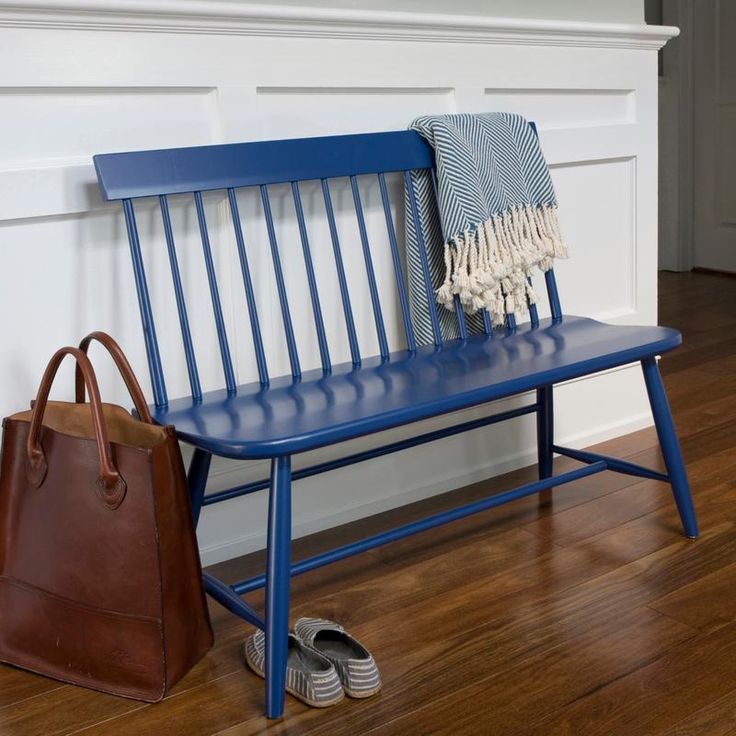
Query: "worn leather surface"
0 336 212 701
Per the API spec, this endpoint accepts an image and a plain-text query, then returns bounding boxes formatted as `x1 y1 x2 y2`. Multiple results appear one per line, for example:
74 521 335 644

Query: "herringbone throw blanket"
405 112 568 344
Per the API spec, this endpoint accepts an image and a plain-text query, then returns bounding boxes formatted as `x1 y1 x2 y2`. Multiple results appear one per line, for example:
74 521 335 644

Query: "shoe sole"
344 683 382 699
244 644 345 708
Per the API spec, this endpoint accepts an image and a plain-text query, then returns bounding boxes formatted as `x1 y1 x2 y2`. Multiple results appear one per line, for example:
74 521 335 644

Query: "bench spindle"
377 172 416 353
528 278 540 329
227 188 270 387
545 269 563 322
321 178 361 367
260 185 301 380
122 198 168 408
350 176 389 360
291 181 331 373
159 194 203 401
453 296 469 340
194 191 237 394
481 308 493 335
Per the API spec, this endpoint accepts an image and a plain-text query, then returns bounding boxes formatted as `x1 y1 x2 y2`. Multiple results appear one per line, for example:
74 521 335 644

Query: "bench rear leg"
265 455 292 719
187 448 212 527
641 357 699 538
537 386 554 480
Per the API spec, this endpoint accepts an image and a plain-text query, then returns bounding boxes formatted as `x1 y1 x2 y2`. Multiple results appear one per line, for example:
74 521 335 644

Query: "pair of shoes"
244 617 381 708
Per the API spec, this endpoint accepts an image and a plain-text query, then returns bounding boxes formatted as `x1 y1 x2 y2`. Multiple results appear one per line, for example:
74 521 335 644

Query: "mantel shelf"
0 1 679 50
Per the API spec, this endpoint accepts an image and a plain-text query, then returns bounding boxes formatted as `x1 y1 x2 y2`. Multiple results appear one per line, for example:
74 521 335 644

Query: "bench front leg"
264 455 292 719
641 357 699 539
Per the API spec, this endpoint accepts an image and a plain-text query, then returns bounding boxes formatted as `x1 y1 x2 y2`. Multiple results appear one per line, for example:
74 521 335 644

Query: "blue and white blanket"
405 113 568 343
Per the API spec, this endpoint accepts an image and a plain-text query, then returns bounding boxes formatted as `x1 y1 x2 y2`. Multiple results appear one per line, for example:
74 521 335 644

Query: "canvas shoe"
294 617 381 698
244 629 344 708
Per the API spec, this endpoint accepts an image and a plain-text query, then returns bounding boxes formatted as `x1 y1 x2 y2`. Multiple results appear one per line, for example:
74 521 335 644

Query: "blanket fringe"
435 204 568 326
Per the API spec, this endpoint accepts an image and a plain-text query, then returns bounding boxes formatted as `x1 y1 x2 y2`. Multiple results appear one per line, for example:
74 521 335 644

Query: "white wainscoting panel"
0 3 676 564
484 88 636 129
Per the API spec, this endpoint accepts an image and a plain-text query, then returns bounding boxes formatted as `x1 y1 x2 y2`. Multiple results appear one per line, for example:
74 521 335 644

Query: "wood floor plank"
522 477 670 546
648 560 736 634
0 685 140 736
695 352 736 378
231 610 695 736
0 666 64 711
358 608 695 736
520 622 736 736
70 672 267 736
658 689 736 736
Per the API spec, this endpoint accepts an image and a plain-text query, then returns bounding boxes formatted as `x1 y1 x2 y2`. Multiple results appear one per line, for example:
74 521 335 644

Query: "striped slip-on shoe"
294 617 381 698
244 629 344 708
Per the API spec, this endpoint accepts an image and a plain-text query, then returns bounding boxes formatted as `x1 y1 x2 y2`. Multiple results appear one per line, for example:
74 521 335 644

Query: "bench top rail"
94 131 435 200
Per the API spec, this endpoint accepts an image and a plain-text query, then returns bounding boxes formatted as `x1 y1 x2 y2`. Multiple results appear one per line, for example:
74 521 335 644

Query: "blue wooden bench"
94 128 698 718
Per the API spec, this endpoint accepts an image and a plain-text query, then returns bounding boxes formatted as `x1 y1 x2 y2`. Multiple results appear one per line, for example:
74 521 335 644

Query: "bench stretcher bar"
228 459 609 598
202 401 541 506
200 410 671 612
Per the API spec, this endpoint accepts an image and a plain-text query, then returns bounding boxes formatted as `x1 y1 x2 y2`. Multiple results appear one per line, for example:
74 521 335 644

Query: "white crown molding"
0 1 679 49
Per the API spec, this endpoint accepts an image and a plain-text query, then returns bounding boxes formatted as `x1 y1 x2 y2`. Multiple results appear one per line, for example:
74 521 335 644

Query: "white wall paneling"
482 88 636 129
0 3 677 564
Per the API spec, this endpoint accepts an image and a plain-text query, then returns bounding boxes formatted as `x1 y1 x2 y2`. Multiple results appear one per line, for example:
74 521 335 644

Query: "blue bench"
94 128 698 718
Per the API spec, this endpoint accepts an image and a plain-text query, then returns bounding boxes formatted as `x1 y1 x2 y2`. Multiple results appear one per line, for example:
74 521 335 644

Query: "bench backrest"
94 128 561 409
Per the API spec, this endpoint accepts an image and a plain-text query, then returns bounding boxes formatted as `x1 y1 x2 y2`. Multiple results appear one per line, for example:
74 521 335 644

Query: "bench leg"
187 448 212 527
264 455 292 719
641 357 699 539
537 386 554 480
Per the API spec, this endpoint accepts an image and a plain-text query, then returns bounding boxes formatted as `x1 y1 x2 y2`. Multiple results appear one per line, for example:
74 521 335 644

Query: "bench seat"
155 316 681 459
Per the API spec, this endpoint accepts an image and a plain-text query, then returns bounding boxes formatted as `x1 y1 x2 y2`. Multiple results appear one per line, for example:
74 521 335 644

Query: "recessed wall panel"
255 86 455 139
484 88 635 129
547 157 635 319
0 87 218 165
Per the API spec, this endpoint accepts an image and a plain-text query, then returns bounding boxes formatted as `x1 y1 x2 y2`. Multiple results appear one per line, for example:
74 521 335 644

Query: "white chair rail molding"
0 0 678 565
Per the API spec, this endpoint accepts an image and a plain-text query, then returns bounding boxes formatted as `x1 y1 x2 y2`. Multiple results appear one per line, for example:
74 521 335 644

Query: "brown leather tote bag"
0 334 213 701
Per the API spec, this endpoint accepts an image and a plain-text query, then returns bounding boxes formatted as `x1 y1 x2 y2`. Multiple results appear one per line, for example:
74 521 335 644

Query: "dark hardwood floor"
2 271 736 735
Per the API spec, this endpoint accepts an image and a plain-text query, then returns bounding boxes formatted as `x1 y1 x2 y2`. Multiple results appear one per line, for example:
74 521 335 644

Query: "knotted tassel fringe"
435 203 567 326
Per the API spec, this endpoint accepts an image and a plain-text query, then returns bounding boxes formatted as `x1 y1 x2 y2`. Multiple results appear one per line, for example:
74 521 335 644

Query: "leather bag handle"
74 332 153 424
27 346 127 509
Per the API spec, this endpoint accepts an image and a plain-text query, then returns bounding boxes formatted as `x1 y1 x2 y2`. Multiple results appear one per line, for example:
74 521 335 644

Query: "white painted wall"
657 0 693 272
659 0 736 275
0 2 675 564
691 0 736 274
